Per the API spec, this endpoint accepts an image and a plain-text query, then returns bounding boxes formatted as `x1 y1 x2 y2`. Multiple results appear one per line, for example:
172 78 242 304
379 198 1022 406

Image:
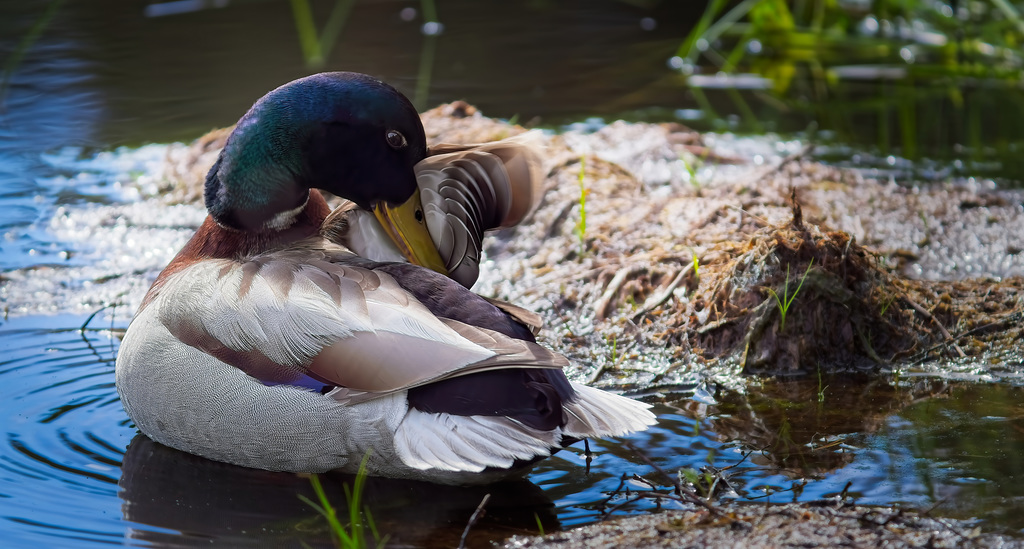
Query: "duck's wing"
324 132 546 288
418 132 545 287
151 243 566 399
423 130 546 228
150 243 654 473
480 296 543 336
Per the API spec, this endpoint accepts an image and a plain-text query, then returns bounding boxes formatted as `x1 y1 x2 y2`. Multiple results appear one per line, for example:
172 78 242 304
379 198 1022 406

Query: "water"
3 0 1024 547
4 314 1024 547
2 1 1022 181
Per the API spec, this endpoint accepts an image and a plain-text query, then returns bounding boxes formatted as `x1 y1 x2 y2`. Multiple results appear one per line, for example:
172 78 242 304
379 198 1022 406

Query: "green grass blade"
290 0 323 66
677 0 731 60
319 0 356 61
1 0 66 100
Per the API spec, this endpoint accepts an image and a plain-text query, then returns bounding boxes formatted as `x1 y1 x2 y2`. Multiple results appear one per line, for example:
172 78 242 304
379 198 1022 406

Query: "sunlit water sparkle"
2 131 1024 546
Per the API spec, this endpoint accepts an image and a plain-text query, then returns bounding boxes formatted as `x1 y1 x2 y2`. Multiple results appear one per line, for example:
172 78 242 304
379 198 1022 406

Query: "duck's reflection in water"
119 434 559 548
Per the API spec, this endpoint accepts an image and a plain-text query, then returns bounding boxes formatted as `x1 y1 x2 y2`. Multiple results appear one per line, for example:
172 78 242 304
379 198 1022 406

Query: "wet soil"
504 502 1021 549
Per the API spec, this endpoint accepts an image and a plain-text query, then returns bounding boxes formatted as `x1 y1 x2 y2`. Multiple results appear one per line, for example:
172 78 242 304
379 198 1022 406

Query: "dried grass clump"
669 197 924 375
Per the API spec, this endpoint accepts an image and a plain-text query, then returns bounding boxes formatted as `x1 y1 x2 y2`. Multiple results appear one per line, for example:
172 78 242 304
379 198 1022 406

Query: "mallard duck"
115 72 655 485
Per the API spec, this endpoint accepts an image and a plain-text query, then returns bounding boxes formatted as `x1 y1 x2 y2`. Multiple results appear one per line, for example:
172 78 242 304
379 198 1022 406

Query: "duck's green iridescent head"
205 72 427 231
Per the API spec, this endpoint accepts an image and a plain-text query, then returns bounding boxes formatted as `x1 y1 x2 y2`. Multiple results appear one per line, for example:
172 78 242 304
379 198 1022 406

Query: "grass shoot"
692 250 700 287
816 364 827 404
299 453 387 549
575 157 589 256
767 259 814 332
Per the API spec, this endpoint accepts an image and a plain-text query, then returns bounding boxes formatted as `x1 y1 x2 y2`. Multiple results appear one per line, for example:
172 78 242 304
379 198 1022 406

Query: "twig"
920 496 951 516
600 495 645 519
912 309 1022 363
586 365 607 386
903 297 966 358
789 187 804 231
80 303 116 335
726 204 773 228
648 360 687 384
594 264 647 319
623 442 722 516
597 473 629 511
695 315 740 334
457 493 491 549
587 340 638 384
632 262 695 321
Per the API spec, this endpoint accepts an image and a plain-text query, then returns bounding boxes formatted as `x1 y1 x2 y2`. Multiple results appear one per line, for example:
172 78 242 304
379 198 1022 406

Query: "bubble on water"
675 109 703 121
861 16 879 34
421 21 443 36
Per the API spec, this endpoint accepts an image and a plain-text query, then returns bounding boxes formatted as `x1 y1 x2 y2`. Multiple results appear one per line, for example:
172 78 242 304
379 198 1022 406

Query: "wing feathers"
311 319 565 394
479 296 544 336
394 409 558 471
323 133 545 288
157 252 565 395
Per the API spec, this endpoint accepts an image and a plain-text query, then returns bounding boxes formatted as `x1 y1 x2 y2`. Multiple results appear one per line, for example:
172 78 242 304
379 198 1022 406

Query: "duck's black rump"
376 262 576 431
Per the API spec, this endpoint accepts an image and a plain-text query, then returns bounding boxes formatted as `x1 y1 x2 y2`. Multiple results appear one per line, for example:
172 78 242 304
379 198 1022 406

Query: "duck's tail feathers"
394 408 560 472
562 382 657 438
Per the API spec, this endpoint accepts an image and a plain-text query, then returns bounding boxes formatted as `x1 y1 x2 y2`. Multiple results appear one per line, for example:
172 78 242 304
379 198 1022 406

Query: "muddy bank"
504 501 1021 549
444 104 1021 385
150 102 1023 387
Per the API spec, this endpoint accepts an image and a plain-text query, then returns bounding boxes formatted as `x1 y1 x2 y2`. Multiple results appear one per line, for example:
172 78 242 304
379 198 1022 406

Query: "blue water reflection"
3 1 1024 546
3 313 1024 546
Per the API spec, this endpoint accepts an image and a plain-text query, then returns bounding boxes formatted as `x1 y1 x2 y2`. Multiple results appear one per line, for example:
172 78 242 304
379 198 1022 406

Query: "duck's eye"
386 130 407 149
415 208 424 222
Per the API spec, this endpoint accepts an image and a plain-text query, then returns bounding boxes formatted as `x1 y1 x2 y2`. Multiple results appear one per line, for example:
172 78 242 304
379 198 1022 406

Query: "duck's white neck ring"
262 194 310 231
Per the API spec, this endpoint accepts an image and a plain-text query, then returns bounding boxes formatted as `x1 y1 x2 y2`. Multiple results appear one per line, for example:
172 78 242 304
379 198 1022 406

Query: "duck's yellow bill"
373 189 449 275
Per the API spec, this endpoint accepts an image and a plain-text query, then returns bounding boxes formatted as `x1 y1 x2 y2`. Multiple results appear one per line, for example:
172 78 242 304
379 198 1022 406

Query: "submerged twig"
623 442 723 516
81 303 117 335
457 493 491 549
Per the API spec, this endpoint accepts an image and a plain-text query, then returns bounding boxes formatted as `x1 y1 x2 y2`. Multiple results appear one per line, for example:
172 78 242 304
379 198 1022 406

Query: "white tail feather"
394 409 560 472
562 382 657 438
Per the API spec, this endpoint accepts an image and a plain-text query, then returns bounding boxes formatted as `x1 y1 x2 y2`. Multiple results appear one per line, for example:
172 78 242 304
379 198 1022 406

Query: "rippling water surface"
3 310 1024 546
3 1 1024 547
